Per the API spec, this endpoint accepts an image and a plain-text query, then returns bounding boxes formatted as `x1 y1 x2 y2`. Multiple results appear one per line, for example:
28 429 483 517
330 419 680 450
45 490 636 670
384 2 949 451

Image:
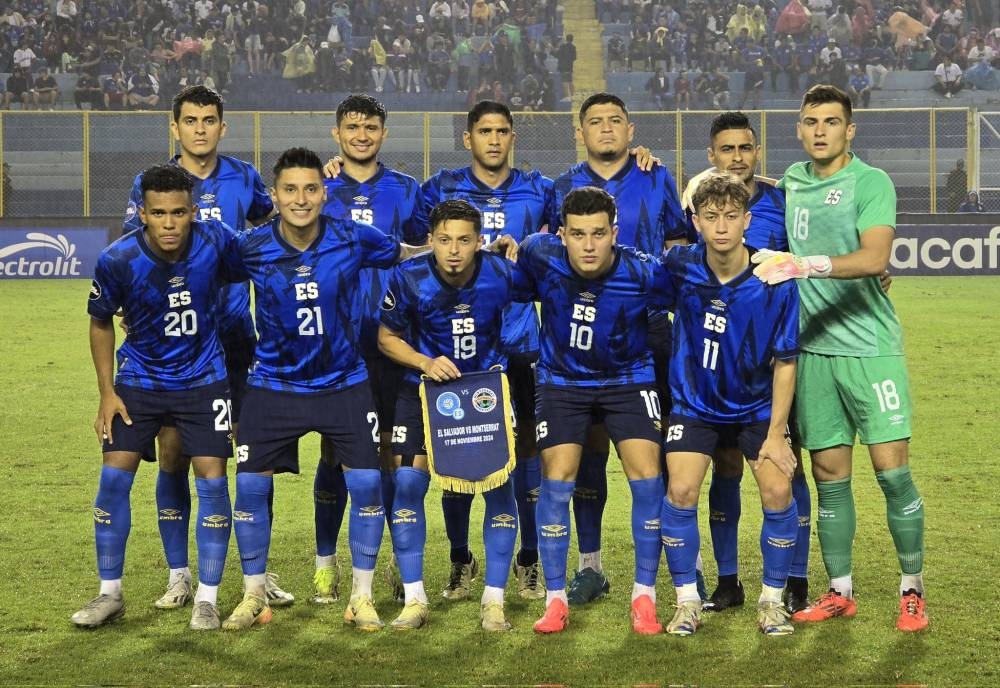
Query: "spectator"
826 5 852 45
726 4 751 41
827 54 849 91
935 23 959 61
645 67 670 109
966 37 1000 90
748 5 767 42
555 33 575 101
944 159 967 211
493 29 515 89
934 54 963 97
607 31 626 72
471 0 491 33
73 71 103 109
741 57 764 109
710 66 730 109
628 30 649 71
808 0 832 32
862 35 890 89
958 190 985 212
127 64 160 109
314 40 336 91
427 39 452 90
34 65 58 109
910 37 935 70
848 63 872 107
103 70 127 110
771 34 800 92
674 70 690 109
3 67 35 109
819 38 842 67
453 33 473 91
390 31 417 92
282 35 316 93
370 36 390 92
12 38 36 70
651 26 671 71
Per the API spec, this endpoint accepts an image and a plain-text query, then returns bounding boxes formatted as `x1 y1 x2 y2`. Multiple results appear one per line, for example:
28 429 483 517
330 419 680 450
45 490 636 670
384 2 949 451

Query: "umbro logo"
202 514 229 525
315 490 338 503
661 536 684 547
232 511 253 521
903 498 923 516
395 509 417 519
540 524 567 536
360 505 384 516
295 265 312 275
579 291 596 302
644 518 660 530
487 197 502 207
767 537 796 549
93 507 110 518
455 304 472 313
353 195 369 204
817 508 835 519
168 276 186 288
201 193 216 203
711 299 726 310
493 513 515 523
159 509 181 517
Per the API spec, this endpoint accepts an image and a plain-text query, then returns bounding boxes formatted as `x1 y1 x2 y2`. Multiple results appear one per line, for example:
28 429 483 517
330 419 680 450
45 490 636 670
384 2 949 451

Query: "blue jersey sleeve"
772 280 799 360
357 221 401 268
656 164 688 243
88 250 126 320
246 167 274 224
379 265 412 333
122 175 144 235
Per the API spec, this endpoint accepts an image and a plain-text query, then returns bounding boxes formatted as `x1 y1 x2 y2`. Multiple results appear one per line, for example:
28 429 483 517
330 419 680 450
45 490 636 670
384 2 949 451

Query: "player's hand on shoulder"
421 355 462 382
630 146 661 172
486 234 519 261
754 174 779 187
95 392 132 445
754 434 796 480
681 166 719 212
323 155 344 179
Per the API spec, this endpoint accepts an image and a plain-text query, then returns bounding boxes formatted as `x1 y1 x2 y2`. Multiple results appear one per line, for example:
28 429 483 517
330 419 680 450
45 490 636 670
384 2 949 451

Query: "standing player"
659 174 800 638
421 101 554 601
377 199 520 631
74 165 236 630
509 186 669 635
753 85 928 632
548 92 688 605
220 148 429 631
121 85 290 611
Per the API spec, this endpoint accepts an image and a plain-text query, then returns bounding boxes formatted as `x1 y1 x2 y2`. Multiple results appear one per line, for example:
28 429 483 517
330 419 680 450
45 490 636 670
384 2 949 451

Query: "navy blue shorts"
664 413 772 461
507 351 538 426
223 335 255 421
364 353 405 431
236 382 380 474
103 381 232 458
391 384 428 457
535 383 662 451
647 312 673 426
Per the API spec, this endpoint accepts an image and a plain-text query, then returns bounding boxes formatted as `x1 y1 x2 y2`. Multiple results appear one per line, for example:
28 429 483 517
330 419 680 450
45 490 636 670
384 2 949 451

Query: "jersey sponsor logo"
455 303 472 314
435 391 464 419
125 201 137 220
168 276 186 288
710 299 726 311
295 265 312 276
90 280 102 300
579 291 596 302
0 232 84 277
200 193 216 203
487 196 502 207
352 195 369 205
472 387 498 413
382 290 396 311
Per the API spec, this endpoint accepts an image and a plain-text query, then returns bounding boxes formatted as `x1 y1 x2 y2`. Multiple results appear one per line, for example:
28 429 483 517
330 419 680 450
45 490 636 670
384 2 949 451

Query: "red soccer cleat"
631 595 663 635
896 591 929 632
533 598 569 634
792 590 857 623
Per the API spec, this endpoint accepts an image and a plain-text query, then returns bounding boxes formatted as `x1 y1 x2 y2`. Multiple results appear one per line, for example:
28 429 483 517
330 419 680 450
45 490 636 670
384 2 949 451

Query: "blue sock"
442 490 474 562
390 467 430 584
194 477 231 586
482 480 518 588
629 476 663 588
661 497 699 586
573 449 609 557
156 469 190 569
233 473 272 576
94 466 136 580
512 455 541 562
761 500 798 588
381 468 396 524
536 478 575 591
708 473 742 577
314 460 348 558
790 471 812 578
344 469 384 571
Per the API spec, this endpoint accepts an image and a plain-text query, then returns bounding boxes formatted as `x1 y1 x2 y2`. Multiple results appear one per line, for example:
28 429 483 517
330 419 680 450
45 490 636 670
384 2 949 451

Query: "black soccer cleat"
703 578 745 612
783 576 810 614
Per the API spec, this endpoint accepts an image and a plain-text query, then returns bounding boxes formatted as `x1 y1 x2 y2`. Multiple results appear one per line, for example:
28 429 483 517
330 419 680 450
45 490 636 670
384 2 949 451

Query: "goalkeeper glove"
751 249 832 285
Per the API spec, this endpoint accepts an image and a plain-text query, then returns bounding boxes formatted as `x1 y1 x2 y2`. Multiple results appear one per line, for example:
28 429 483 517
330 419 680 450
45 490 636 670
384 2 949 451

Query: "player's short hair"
429 199 482 234
336 93 387 125
578 92 628 124
709 111 758 145
467 100 513 131
561 186 617 225
140 164 194 198
272 147 324 181
172 84 224 121
690 173 751 213
800 84 853 122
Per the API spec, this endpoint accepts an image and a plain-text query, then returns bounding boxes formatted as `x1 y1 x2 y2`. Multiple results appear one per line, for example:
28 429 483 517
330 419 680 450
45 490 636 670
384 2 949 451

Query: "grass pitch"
0 277 997 687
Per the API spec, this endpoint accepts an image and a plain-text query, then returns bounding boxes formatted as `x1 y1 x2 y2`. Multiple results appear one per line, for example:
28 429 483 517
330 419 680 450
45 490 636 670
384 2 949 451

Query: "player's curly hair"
172 84 224 122
140 164 194 197
336 94 388 125
429 199 482 234
272 147 324 180
690 173 750 213
561 185 617 225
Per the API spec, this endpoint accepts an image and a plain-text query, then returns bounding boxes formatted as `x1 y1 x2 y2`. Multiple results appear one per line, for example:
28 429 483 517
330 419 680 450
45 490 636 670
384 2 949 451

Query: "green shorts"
796 352 912 450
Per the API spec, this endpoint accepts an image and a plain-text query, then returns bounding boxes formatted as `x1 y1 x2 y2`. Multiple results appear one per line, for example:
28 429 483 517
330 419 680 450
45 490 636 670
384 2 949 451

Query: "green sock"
876 465 925 575
815 477 856 579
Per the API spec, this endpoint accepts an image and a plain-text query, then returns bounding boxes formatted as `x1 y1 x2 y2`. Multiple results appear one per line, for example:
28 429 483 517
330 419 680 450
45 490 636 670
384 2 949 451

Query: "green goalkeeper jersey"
779 154 904 356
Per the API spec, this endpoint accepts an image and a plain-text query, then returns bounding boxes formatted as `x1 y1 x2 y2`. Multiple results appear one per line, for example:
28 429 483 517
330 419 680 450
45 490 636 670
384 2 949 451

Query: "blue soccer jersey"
228 215 401 393
550 157 687 254
513 233 668 387
661 243 799 424
380 251 513 386
422 166 554 355
88 220 238 391
123 154 274 343
684 179 788 251
323 163 427 355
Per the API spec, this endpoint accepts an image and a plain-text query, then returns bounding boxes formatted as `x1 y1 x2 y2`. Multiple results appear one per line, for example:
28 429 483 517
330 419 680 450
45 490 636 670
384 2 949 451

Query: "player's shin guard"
483 481 518 588
156 469 191 569
708 473 742 577
815 477 856 579
536 478 575 591
344 469 384 571
314 460 348 558
381 468 396 522
95 466 136 580
629 477 663 587
761 500 798 588
660 498 699 586
512 456 541 560
790 471 812 578
390 467 430 584
194 477 231 586
442 490 475 562
233 473 273 576
574 449 609 555
875 466 925 576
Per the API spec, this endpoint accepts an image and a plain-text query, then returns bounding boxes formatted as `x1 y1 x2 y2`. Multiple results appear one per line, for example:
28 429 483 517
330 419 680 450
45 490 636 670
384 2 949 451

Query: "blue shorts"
223 335 255 421
236 382 380 474
664 413 773 461
364 353 405 431
535 383 662 451
103 381 232 458
391 384 428 458
507 351 538 427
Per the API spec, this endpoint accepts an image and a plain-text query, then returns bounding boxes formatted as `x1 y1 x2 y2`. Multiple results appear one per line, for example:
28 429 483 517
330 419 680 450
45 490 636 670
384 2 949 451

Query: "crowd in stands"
0 0 567 110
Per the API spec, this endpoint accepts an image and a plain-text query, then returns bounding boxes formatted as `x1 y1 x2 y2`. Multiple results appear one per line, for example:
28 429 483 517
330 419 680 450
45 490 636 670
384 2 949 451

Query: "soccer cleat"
480 601 513 632
441 555 478 601
311 563 340 605
665 600 703 636
703 579 746 612
792 589 857 623
533 598 569 634
389 600 429 630
758 601 795 636
264 571 295 607
154 576 192 609
189 601 221 631
513 561 545 600
566 567 610 606
630 594 662 635
221 593 272 631
783 576 810 614
385 555 405 604
896 590 929 632
344 595 384 632
71 594 125 628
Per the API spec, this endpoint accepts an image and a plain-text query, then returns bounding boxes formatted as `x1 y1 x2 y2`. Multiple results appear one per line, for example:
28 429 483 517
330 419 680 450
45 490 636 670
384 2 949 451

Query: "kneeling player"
74 165 237 631
659 174 800 637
